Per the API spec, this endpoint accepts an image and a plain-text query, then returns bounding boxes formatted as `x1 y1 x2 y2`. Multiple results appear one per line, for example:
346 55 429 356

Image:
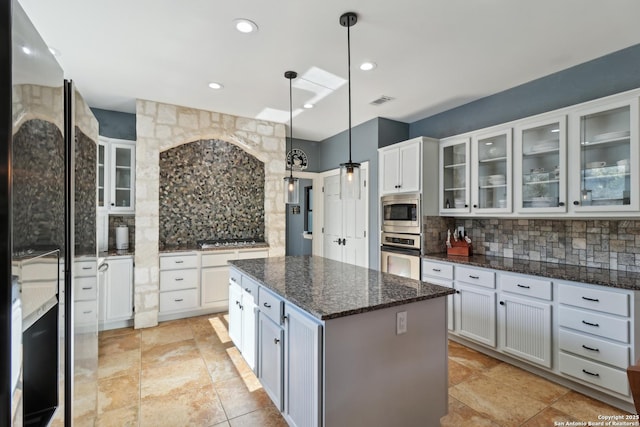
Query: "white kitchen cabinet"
98 256 133 331
379 139 421 194
568 98 639 213
228 278 242 350
284 303 322 427
471 128 513 214
514 115 568 214
422 259 455 331
440 137 471 214
228 270 258 371
201 251 234 307
257 311 284 410
159 252 199 315
98 136 135 214
455 283 496 347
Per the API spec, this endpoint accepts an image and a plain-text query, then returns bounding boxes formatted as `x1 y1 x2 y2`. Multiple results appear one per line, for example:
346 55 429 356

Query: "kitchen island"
229 256 454 427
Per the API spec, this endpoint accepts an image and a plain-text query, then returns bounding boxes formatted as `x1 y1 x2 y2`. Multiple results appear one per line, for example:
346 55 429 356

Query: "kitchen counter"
230 255 454 320
159 242 269 253
423 253 640 291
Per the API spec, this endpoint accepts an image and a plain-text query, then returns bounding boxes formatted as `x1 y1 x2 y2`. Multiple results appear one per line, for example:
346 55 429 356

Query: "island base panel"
323 297 448 426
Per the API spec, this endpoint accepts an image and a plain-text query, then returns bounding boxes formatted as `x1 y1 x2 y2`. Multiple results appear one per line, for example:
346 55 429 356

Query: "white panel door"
228 281 242 349
380 148 400 194
456 283 496 347
201 266 229 305
323 174 343 263
105 258 133 321
242 294 257 371
398 142 421 193
258 313 284 410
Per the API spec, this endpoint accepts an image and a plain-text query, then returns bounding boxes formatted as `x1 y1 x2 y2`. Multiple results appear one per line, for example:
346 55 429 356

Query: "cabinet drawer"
238 249 269 260
74 260 97 277
160 289 198 313
160 269 198 291
241 276 258 303
259 287 284 325
559 352 629 396
558 283 629 317
160 254 198 270
558 306 629 343
201 251 236 267
500 274 552 301
559 329 629 369
229 269 242 287
75 300 97 324
422 260 453 280
455 266 495 289
74 277 97 301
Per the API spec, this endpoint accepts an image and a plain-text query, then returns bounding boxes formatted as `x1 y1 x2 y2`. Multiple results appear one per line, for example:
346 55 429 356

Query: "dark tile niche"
12 119 65 251
159 139 265 247
74 127 97 256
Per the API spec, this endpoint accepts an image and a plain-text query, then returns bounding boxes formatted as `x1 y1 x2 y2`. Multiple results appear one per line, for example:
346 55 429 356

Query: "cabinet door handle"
282 314 288 322
582 344 600 352
174 260 184 264
235 300 240 305
274 338 280 344
82 266 92 270
432 268 441 272
239 304 243 310
499 301 505 306
573 200 580 206
469 275 479 279
582 369 600 377
83 310 92 314
263 302 271 308
174 298 184 302
244 288 251 293
516 284 530 289
175 277 184 281
81 286 92 290
558 202 565 207
582 320 599 327
581 296 599 302
230 277 237 283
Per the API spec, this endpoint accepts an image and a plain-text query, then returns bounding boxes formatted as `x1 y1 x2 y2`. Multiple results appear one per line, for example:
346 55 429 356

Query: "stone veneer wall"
423 216 456 255
159 139 265 246
455 218 640 271
135 100 286 328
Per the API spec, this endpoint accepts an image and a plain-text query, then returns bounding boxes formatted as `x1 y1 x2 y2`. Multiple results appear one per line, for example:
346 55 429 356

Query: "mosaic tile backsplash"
159 139 265 247
445 218 640 272
75 127 97 256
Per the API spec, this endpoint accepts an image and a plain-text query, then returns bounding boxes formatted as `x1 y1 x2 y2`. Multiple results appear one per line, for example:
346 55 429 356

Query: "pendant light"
284 70 300 204
339 12 361 200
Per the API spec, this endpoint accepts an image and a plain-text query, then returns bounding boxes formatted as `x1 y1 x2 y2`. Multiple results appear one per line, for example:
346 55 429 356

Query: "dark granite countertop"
423 253 640 291
159 243 270 254
229 256 455 321
100 250 134 258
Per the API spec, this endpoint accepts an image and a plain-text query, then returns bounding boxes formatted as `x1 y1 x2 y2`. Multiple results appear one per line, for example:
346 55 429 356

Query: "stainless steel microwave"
381 193 421 234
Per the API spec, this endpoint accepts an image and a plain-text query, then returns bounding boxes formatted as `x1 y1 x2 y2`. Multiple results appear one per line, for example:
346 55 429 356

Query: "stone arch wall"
134 99 286 328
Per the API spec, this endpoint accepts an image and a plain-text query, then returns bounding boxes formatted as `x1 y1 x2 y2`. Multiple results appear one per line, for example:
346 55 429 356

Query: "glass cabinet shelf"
444 163 466 168
479 156 507 163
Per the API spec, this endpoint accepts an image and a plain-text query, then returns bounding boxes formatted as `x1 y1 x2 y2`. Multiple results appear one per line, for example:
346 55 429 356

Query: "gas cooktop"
197 238 265 249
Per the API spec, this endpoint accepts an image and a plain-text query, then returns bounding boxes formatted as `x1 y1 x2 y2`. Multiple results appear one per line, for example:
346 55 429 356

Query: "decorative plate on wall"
287 148 308 171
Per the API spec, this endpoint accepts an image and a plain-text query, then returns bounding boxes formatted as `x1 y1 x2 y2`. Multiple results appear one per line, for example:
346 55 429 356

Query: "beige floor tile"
140 322 194 350
521 407 580 427
139 384 227 427
213 422 231 427
484 363 569 404
450 372 548 425
95 405 139 427
449 359 475 386
141 338 201 367
201 345 242 383
189 314 220 338
551 390 631 421
215 376 271 419
448 341 502 371
140 356 211 399
97 373 139 414
98 331 141 358
440 397 501 427
228 406 289 427
99 327 138 340
98 348 140 380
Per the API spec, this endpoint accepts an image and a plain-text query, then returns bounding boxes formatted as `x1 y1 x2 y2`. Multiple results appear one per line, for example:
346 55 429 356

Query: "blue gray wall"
91 108 136 140
409 43 640 139
286 178 313 256
290 138 321 172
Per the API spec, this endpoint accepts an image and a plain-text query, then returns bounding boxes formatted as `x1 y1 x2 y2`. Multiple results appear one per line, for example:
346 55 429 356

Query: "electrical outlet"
457 225 465 237
396 311 407 335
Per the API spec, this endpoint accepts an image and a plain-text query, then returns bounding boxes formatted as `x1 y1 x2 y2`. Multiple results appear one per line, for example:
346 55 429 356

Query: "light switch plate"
396 311 407 335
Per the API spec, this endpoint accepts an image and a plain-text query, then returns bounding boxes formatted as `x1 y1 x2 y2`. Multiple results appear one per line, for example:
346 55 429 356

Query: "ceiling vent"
370 95 394 106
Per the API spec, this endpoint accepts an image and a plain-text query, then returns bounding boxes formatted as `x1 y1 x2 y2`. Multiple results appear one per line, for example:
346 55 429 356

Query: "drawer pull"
244 288 252 293
174 298 184 302
469 275 479 279
174 260 184 264
582 369 600 377
81 286 92 290
230 277 237 283
582 344 600 352
582 320 599 327
82 266 92 270
516 284 531 289
174 277 184 281
235 300 240 305
263 302 272 308
581 296 599 302
83 310 92 314
432 268 441 272
274 338 280 344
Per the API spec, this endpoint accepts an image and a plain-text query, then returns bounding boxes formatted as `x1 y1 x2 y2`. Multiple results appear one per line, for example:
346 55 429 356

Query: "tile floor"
93 313 632 426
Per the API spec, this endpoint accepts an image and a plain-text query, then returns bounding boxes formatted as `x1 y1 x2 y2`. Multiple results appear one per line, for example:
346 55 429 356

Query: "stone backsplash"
447 218 640 271
75 127 97 256
159 139 265 247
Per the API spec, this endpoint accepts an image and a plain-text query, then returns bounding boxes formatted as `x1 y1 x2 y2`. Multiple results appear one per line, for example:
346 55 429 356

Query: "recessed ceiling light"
360 62 376 71
234 18 258 33
48 46 61 57
22 46 32 55
303 103 314 109
208 82 224 90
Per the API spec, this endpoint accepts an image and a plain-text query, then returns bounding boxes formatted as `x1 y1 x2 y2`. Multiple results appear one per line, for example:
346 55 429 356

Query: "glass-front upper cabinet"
472 129 512 213
439 137 470 214
569 98 639 212
98 144 105 209
98 136 136 214
514 116 567 213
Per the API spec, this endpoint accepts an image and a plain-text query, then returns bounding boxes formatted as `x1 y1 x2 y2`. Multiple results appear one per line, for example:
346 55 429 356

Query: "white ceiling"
18 0 640 141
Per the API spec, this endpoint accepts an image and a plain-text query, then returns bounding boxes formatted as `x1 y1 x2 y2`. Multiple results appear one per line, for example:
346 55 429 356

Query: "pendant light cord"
289 75 293 179
347 20 353 163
